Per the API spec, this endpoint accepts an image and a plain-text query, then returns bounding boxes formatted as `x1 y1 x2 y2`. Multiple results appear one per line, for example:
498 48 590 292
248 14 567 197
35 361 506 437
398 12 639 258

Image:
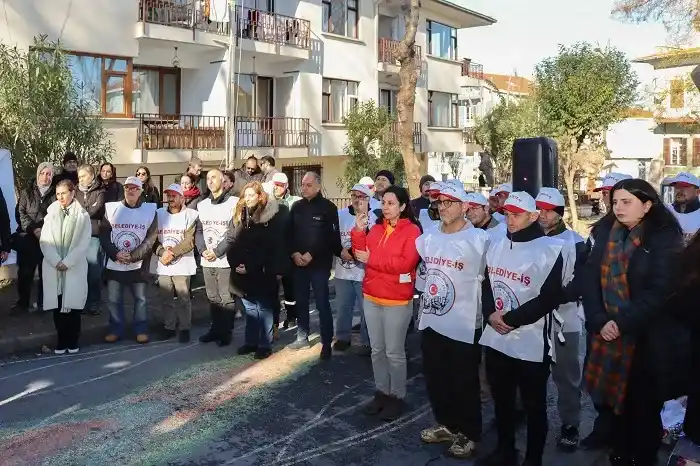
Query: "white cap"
163 183 183 196
535 187 565 210
350 183 373 198
359 176 375 189
495 183 512 195
502 191 538 214
124 176 143 189
465 192 489 207
444 179 464 191
271 172 288 186
593 172 633 192
437 184 469 202
262 181 274 195
663 171 700 188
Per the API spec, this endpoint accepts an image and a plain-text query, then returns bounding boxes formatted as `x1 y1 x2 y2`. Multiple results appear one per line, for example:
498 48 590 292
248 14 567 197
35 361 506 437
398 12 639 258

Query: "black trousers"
273 273 296 326
16 236 43 308
52 296 82 350
486 348 550 464
422 327 483 440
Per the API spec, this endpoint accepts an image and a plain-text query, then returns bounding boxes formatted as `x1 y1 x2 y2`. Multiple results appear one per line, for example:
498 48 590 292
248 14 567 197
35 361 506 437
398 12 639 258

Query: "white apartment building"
0 0 495 198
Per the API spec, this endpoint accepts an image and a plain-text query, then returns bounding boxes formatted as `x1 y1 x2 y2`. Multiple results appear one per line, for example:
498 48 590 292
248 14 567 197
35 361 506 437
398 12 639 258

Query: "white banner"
0 149 17 266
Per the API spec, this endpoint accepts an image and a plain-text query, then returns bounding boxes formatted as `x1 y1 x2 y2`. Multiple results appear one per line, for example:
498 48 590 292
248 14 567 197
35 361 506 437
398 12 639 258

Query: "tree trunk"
564 168 578 231
396 0 421 198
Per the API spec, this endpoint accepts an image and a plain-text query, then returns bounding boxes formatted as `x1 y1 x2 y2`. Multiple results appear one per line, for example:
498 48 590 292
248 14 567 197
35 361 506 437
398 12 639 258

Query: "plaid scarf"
584 221 641 415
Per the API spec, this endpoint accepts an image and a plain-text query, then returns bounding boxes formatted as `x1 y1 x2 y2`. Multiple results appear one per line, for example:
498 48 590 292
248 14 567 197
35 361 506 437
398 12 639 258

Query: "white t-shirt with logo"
151 207 199 276
197 196 239 268
104 202 157 272
335 207 377 282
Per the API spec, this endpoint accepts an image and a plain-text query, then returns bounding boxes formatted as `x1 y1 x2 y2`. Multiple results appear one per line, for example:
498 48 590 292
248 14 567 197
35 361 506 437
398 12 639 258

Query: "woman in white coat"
40 179 92 354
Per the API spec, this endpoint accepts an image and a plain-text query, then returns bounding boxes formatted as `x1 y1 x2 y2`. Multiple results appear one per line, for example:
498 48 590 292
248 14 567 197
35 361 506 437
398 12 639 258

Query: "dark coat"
0 187 11 254
287 194 342 271
583 217 687 401
52 170 78 187
103 180 124 203
74 180 106 237
17 180 55 234
141 184 160 205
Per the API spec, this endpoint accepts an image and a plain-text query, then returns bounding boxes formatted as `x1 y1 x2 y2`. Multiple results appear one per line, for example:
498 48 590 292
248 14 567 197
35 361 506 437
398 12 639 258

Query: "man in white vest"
535 187 585 452
490 183 512 223
333 183 375 354
466 192 501 231
478 191 567 466
100 176 158 344
663 172 700 243
593 172 632 213
152 183 199 343
195 169 239 346
417 183 491 459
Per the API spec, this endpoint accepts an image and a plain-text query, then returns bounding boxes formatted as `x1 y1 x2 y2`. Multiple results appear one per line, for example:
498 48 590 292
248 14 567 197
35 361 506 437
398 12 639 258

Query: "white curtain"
132 69 159 115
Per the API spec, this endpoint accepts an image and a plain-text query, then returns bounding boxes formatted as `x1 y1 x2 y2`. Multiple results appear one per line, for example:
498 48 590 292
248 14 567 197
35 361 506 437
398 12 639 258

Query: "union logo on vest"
204 227 221 247
114 230 141 252
162 235 182 265
493 280 520 313
423 269 456 316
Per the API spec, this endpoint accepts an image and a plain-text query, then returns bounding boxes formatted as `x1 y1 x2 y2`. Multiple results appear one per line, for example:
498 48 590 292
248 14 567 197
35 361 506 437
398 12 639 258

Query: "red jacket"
350 218 421 303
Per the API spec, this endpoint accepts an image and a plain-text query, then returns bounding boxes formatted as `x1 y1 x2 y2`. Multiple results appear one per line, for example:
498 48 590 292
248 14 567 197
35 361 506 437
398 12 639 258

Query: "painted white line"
0 341 171 366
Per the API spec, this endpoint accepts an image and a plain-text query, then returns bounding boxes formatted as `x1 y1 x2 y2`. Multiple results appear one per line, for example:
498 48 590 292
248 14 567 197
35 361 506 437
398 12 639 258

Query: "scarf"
36 162 54 196
79 184 91 193
184 186 201 200
50 201 80 313
584 220 641 414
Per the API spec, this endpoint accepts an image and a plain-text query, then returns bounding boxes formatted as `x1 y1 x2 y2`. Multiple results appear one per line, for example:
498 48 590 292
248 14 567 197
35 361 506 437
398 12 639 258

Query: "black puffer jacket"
141 184 160 205
75 180 106 236
103 180 124 203
17 180 55 234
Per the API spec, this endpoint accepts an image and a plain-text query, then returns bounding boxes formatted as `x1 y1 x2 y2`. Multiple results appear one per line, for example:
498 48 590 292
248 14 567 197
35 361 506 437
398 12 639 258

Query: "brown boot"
363 391 389 416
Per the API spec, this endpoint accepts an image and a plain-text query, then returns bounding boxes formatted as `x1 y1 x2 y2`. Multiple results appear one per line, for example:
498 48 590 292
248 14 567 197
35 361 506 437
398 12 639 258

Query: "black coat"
583 217 687 401
17 181 55 234
141 184 160 205
103 181 124 203
287 194 342 271
0 187 11 253
74 181 106 236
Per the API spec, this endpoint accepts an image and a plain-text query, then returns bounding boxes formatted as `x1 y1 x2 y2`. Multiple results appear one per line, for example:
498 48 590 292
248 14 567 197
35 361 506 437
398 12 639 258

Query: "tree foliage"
473 98 539 185
612 0 698 44
535 42 638 226
338 100 405 192
0 35 114 190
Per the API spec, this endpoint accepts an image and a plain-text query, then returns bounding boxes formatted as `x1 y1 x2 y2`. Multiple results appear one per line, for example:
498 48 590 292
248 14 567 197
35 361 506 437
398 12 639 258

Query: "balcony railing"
462 60 484 80
236 6 311 49
139 0 230 36
234 117 310 148
378 38 422 65
387 122 422 151
137 114 226 150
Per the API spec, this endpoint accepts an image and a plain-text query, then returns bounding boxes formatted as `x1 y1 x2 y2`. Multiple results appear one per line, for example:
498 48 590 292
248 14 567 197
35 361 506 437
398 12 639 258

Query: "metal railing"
137 113 226 150
462 60 484 80
329 198 351 209
139 0 230 36
378 37 421 65
387 121 422 151
236 6 311 49
234 116 310 148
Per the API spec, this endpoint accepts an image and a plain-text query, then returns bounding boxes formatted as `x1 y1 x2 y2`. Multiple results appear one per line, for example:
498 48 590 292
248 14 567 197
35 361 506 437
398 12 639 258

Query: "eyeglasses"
431 199 459 208
125 186 141 192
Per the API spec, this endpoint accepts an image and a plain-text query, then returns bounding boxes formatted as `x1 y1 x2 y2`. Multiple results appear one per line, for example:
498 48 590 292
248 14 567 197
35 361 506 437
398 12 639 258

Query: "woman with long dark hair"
351 185 422 421
583 178 683 466
135 166 160 204
99 163 124 203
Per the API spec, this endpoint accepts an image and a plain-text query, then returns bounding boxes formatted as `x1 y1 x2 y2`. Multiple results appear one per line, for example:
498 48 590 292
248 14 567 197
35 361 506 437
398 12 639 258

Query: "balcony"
236 6 311 50
378 38 422 66
138 0 229 37
462 60 484 80
386 122 422 152
234 117 310 148
137 114 226 150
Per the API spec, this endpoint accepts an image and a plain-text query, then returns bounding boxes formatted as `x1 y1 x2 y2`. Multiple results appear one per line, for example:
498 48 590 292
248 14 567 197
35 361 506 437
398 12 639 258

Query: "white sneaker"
67 348 79 354
54 348 66 355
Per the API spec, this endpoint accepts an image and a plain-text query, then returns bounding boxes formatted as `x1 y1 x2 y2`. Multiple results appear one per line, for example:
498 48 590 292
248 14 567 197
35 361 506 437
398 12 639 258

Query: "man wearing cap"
417 183 492 459
478 191 568 466
53 152 79 186
535 187 586 452
410 174 436 218
100 176 159 344
593 172 633 213
333 183 376 354
271 173 301 210
374 170 395 202
359 176 382 212
466 192 500 231
152 184 199 343
490 183 512 223
664 172 700 242
196 169 239 346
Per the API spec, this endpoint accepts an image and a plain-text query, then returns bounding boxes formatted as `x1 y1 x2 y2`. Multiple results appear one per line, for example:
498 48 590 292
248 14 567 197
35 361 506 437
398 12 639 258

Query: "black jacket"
583 216 686 400
17 180 55 234
52 170 78 187
103 180 124 203
287 193 342 271
410 196 430 215
74 181 106 237
0 187 11 253
141 184 161 205
195 190 235 253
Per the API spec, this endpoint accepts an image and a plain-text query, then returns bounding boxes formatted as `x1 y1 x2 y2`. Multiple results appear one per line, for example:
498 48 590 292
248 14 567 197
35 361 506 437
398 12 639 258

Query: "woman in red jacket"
351 185 422 421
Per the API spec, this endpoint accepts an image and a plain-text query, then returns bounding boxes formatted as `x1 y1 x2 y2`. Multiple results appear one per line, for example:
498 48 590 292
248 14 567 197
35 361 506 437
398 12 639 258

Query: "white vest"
335 208 377 282
492 211 505 223
150 207 199 276
416 224 489 344
667 204 700 244
551 229 584 334
197 196 239 268
479 235 565 363
415 218 439 293
105 202 157 272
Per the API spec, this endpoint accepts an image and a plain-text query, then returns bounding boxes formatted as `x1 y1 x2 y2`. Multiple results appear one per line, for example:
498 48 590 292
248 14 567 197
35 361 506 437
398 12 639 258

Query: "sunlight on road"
0 380 52 407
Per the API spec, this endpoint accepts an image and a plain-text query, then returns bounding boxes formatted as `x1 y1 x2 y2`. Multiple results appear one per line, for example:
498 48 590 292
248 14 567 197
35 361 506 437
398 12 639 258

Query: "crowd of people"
1 152 700 466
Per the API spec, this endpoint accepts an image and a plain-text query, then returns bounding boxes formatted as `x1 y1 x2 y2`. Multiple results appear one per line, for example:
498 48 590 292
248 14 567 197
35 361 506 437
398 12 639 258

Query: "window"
322 0 358 38
666 138 687 166
429 91 459 127
670 79 685 109
322 79 358 123
427 20 457 60
379 89 397 115
64 53 131 117
282 165 322 196
132 67 180 116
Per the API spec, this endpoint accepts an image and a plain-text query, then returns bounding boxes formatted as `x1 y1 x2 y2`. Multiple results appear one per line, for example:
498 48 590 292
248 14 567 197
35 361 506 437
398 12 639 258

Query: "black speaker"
511 137 558 198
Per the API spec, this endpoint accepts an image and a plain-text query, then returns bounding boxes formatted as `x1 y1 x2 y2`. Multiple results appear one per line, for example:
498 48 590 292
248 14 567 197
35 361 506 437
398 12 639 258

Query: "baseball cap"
427 181 443 196
262 181 274 195
124 176 143 189
359 176 375 189
444 179 464 191
663 172 700 188
495 183 512 195
593 172 633 192
535 187 565 210
163 183 183 196
272 172 289 186
465 192 489 207
502 191 538 214
438 184 469 202
350 183 373 198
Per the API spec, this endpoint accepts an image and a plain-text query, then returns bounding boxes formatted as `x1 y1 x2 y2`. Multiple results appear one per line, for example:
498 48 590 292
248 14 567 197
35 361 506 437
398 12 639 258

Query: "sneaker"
254 348 272 360
447 433 477 459
363 391 389 416
54 348 67 355
161 329 177 340
67 348 80 354
320 345 332 361
136 334 149 344
104 334 119 343
557 425 579 452
178 330 190 343
287 339 310 350
332 340 351 351
379 396 406 421
579 428 611 450
237 345 258 355
420 425 453 444
351 323 361 333
476 448 519 466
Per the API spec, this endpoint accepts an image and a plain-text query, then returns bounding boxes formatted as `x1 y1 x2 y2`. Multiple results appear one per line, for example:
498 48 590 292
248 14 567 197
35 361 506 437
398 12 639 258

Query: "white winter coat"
40 200 92 311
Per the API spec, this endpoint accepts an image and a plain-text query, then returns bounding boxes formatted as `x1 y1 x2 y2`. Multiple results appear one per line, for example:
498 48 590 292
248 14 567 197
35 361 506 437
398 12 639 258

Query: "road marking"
0 341 172 366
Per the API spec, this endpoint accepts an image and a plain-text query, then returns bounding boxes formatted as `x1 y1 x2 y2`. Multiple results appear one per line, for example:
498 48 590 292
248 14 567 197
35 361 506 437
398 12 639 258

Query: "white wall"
181 61 228 117
606 118 660 160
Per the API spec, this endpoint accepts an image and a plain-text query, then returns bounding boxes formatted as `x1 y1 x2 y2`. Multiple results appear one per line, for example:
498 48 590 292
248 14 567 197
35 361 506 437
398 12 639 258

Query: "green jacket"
278 193 301 209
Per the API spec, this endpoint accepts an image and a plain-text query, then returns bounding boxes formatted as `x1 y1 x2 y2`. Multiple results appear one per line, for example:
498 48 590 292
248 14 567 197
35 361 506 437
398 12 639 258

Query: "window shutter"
683 138 689 166
694 138 700 166
663 138 671 165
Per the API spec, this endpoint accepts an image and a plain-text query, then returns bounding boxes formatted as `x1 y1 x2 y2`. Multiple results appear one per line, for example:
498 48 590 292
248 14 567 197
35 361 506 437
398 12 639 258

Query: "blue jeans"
107 281 148 336
334 279 369 345
85 237 103 308
294 266 333 346
242 297 274 350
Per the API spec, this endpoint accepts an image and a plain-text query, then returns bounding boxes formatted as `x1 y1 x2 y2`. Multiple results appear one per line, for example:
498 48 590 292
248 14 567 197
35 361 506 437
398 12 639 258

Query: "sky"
457 0 671 88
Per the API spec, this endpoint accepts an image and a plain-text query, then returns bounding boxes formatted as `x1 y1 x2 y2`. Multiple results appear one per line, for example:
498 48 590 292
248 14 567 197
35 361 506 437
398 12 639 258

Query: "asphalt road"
0 310 672 466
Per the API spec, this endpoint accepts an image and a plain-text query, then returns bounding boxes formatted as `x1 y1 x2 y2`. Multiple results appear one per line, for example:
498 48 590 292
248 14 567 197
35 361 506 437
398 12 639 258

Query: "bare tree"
442 152 463 179
612 0 698 44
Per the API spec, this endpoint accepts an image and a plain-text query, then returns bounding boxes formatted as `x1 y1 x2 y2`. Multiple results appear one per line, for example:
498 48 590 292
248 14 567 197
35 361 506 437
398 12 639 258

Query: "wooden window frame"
133 65 182 116
322 0 358 38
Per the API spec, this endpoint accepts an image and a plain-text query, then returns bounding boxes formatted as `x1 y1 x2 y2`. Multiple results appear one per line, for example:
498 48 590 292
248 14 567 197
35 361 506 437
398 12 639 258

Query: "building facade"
0 0 495 197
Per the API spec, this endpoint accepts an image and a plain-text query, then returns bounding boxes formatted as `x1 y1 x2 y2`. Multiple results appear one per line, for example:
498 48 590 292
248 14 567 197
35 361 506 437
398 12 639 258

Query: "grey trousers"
363 299 414 399
202 267 235 311
552 331 582 427
158 275 192 330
